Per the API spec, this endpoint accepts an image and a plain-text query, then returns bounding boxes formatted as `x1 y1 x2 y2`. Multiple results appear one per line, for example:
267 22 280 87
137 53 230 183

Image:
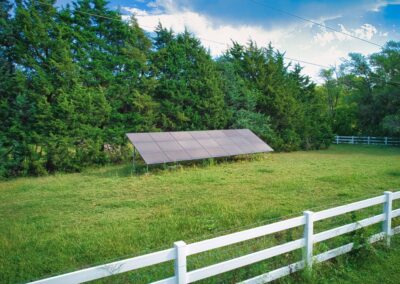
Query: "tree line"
318 42 400 137
1 0 397 177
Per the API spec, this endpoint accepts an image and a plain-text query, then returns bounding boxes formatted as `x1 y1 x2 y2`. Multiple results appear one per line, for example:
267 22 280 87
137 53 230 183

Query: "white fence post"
303 211 314 268
174 241 187 284
351 136 354 144
336 136 339 144
383 191 393 247
385 137 388 145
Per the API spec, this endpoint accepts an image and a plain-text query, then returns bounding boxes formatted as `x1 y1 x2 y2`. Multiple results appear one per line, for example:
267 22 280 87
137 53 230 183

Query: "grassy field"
1 145 400 283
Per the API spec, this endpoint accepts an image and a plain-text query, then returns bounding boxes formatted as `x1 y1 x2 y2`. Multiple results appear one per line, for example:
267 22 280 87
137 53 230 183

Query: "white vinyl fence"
29 191 400 284
334 135 400 146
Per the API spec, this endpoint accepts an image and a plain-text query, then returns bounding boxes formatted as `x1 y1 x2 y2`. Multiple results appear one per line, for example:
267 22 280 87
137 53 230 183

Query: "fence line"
29 191 400 284
334 135 400 146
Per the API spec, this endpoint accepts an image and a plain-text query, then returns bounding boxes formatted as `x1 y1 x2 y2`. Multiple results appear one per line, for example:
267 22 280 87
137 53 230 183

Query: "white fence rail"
334 135 400 146
29 191 400 284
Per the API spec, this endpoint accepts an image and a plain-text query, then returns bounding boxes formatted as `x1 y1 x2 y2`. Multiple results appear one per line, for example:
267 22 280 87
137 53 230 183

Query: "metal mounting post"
132 148 136 171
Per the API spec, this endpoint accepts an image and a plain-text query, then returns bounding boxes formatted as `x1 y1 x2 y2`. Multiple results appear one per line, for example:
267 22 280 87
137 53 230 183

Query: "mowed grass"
1 145 400 283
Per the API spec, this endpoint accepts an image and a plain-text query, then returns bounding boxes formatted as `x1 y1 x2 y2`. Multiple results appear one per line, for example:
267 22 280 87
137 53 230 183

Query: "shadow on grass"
83 154 267 178
387 170 400 177
319 145 400 156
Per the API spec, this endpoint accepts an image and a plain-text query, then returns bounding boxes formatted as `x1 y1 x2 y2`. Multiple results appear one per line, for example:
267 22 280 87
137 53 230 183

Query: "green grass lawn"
1 145 400 283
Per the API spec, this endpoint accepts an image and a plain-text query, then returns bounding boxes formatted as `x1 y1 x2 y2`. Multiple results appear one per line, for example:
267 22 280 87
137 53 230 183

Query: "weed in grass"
348 226 378 263
257 167 274 174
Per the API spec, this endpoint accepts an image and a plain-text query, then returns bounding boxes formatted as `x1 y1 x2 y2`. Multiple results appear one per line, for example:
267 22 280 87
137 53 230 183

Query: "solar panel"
126 129 274 165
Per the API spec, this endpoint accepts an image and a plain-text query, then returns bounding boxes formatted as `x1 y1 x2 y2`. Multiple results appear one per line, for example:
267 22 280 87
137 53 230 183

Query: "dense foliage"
150 26 227 131
1 0 334 176
220 42 331 150
319 41 400 136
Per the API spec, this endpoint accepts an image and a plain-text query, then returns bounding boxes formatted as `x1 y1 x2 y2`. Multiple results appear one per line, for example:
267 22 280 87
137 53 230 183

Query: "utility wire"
138 24 331 69
33 0 400 85
34 0 331 69
249 0 384 48
118 2 400 85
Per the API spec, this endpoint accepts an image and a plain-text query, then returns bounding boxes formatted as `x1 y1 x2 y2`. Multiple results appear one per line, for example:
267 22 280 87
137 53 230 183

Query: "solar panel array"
126 129 273 165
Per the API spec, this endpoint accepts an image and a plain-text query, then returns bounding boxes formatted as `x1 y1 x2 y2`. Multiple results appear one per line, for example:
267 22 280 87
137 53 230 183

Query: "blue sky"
56 0 400 81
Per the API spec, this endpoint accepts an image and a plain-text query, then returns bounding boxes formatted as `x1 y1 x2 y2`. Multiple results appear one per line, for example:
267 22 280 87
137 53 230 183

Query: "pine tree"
10 0 114 174
69 1 157 144
222 41 331 150
217 56 274 141
151 25 227 130
0 0 23 176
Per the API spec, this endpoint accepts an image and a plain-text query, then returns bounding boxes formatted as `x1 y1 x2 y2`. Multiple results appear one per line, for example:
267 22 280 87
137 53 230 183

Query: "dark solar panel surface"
126 129 273 165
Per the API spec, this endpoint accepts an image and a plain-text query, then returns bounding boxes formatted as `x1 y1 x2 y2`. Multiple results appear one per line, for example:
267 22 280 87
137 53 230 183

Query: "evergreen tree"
150 25 227 130
0 0 23 176
222 41 331 150
0 1 347 177
68 1 157 144
10 0 113 174
217 57 274 141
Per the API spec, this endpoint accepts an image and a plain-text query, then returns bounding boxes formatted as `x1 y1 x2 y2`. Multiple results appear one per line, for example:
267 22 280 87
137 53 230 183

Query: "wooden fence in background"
29 191 400 284
334 135 400 146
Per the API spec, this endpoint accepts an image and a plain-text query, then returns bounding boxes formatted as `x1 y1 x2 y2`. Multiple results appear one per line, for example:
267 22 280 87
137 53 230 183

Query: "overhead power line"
35 0 400 86
13 1 400 87
249 0 384 48
206 39 331 69
33 0 332 70
33 0 400 87
129 25 332 69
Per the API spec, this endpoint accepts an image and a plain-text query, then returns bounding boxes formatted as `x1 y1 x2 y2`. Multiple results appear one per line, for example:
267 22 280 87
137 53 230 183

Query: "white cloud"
367 0 400 12
122 6 290 56
120 4 391 82
353 24 378 40
122 7 150 17
301 47 347 83
146 0 179 12
304 14 343 29
313 30 339 46
313 23 378 46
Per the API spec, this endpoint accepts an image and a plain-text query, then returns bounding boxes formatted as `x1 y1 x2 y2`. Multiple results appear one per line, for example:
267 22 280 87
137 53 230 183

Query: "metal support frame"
132 148 136 171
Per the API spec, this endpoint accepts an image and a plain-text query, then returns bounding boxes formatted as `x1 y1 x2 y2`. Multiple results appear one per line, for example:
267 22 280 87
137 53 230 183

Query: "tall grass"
1 145 400 283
